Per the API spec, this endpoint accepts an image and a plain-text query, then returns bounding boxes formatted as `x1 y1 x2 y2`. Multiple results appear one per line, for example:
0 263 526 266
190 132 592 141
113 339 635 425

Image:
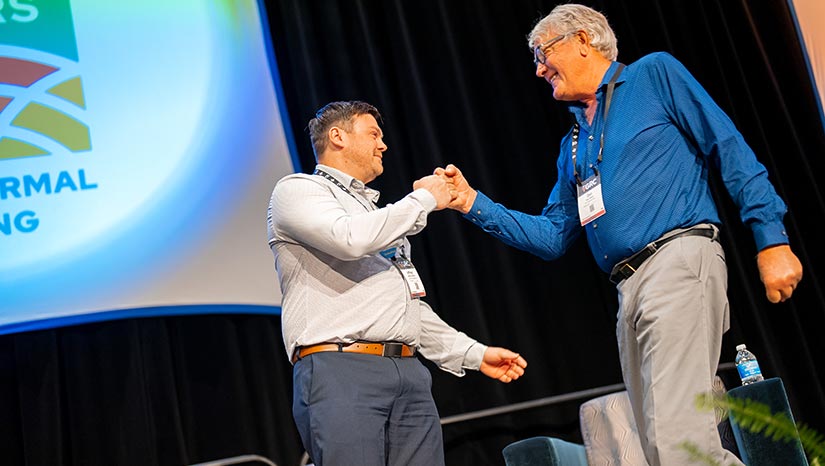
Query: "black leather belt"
609 228 716 285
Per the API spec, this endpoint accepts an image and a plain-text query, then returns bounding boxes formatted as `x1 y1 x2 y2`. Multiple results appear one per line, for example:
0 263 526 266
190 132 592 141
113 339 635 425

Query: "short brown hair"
307 101 382 159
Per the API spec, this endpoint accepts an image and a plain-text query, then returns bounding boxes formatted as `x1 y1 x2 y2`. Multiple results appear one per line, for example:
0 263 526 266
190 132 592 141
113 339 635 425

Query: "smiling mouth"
549 73 560 84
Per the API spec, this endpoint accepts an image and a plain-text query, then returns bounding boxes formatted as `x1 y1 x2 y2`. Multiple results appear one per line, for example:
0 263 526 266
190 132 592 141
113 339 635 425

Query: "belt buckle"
609 262 635 285
616 262 636 280
382 343 404 357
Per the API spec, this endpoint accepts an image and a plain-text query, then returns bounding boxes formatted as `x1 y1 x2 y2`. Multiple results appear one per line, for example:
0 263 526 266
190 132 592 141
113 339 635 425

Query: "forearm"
417 301 487 376
272 178 438 260
462 191 575 261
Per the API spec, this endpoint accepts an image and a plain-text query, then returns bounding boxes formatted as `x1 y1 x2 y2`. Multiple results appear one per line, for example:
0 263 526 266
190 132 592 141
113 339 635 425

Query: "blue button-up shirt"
465 53 788 273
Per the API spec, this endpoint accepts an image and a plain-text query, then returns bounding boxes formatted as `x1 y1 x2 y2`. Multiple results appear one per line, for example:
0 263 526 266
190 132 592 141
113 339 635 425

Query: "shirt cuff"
461 191 512 239
462 342 487 371
463 191 494 221
435 332 483 377
752 221 789 251
409 188 438 212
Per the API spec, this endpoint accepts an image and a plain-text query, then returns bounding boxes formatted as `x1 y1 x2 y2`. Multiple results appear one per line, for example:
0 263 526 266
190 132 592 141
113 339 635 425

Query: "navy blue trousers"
292 352 444 466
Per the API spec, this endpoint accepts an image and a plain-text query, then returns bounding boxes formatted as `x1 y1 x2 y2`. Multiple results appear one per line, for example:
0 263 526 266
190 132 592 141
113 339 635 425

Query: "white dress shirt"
267 165 485 375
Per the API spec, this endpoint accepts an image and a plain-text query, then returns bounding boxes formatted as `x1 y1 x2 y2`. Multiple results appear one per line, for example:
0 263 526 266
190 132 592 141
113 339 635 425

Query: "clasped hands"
412 164 477 213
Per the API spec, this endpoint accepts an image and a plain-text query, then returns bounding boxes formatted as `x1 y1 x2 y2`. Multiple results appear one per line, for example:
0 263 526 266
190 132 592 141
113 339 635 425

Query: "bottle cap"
736 344 746 351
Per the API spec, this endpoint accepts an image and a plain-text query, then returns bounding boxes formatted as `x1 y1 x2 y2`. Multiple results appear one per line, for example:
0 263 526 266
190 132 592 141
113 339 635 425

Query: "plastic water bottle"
735 344 764 385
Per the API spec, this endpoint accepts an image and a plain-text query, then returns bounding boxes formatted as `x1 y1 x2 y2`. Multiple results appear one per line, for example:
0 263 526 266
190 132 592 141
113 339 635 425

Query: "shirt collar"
315 164 381 203
566 61 626 120
597 61 627 89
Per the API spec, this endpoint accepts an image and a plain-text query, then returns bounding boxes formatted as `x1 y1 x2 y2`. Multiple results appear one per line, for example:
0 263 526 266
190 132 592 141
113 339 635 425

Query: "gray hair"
307 101 382 159
527 4 618 61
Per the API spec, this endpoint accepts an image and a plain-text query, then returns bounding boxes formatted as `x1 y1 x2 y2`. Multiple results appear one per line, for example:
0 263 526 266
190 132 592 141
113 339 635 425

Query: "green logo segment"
12 101 90 151
0 0 90 160
0 0 79 61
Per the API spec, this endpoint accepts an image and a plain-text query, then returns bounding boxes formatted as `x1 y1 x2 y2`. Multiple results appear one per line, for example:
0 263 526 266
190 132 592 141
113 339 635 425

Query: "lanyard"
572 63 626 185
317 169 412 261
314 168 375 212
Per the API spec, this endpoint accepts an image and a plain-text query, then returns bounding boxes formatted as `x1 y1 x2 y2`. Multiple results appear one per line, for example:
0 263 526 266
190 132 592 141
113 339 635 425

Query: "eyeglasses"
533 33 568 66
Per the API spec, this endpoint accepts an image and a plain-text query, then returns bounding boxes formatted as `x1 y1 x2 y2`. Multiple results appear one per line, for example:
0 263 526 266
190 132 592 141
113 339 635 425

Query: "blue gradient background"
0 0 295 333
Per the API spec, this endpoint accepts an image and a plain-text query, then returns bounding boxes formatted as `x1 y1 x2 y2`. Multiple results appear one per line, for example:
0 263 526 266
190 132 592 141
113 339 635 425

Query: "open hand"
480 347 527 383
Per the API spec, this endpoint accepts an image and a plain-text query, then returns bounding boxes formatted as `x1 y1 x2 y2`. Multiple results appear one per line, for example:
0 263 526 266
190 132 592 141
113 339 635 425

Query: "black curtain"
264 0 825 463
0 315 302 466
1 1 824 466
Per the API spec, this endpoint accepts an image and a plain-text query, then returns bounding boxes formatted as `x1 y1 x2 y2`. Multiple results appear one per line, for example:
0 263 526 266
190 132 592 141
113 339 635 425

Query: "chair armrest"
727 377 808 466
502 436 588 466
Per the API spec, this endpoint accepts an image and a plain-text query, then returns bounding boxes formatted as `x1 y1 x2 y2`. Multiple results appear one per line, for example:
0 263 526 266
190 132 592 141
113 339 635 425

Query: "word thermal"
1 169 98 235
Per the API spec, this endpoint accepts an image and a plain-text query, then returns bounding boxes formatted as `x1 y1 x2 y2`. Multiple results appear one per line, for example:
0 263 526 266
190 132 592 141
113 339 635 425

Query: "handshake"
412 164 477 214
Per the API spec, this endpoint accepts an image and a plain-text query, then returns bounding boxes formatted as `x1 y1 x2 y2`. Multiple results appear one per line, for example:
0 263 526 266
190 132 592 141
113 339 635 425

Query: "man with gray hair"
440 4 802 465
268 101 527 466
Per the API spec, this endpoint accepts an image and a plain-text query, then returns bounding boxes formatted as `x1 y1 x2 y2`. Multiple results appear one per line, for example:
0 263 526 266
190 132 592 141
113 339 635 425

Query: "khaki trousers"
616 225 744 466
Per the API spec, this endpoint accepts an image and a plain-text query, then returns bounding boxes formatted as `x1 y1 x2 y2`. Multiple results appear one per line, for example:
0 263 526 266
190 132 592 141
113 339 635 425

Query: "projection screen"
790 0 825 124
0 0 295 334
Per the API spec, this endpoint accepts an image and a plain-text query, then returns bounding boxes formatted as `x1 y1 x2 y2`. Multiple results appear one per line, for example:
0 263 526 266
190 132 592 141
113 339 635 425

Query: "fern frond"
696 392 825 462
679 441 723 466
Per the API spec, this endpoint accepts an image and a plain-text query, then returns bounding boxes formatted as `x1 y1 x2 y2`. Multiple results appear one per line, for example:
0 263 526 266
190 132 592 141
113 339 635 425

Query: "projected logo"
1 0 96 239
0 0 90 159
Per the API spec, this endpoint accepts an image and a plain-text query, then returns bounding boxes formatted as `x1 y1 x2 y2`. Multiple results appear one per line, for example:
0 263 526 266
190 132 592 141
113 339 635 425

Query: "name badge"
393 255 426 299
576 173 606 226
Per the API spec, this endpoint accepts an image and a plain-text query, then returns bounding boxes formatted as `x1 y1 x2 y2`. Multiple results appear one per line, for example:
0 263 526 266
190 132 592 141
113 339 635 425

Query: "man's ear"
575 30 591 56
328 126 346 150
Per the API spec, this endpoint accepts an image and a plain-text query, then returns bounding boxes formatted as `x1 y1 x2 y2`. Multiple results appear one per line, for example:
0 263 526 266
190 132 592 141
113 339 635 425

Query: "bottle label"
737 360 762 379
